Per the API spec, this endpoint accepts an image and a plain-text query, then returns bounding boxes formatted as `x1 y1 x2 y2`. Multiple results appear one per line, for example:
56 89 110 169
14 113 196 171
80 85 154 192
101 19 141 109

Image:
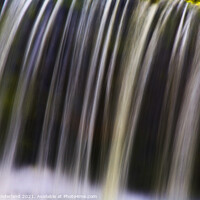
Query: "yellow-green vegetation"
186 0 200 5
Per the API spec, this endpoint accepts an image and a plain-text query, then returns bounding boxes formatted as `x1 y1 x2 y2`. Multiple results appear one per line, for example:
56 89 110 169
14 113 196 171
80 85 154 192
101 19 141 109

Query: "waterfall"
0 0 200 199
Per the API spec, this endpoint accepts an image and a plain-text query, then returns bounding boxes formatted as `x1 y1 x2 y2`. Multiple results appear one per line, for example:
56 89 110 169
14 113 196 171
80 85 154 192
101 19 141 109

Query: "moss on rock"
186 0 200 5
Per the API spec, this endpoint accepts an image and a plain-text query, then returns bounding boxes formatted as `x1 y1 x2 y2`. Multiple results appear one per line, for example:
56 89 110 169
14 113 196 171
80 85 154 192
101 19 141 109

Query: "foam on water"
0 167 152 200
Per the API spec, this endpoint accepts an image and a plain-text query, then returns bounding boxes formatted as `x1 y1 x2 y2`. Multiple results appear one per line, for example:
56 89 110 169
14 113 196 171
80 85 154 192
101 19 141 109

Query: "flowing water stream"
0 0 200 199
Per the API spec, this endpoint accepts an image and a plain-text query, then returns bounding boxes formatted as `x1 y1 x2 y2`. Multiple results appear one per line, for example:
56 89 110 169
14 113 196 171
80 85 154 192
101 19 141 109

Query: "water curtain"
0 0 200 199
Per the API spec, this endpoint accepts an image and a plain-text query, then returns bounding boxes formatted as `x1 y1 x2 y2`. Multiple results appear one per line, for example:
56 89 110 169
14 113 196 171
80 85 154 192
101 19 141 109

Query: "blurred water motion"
0 0 200 199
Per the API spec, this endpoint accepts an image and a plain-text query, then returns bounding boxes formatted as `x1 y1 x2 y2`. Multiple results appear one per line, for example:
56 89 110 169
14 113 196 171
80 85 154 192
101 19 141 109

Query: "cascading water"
1 0 200 199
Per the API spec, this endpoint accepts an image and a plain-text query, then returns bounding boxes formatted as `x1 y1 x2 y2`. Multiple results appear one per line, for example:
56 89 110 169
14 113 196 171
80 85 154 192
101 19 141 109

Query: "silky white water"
0 0 200 199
